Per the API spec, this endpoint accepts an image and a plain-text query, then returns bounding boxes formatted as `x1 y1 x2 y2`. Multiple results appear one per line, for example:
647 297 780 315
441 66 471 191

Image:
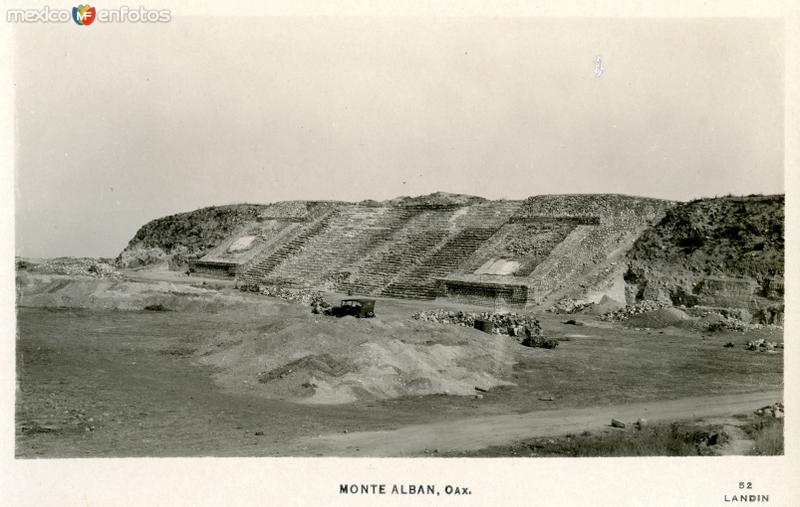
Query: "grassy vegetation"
743 417 784 456
444 423 730 457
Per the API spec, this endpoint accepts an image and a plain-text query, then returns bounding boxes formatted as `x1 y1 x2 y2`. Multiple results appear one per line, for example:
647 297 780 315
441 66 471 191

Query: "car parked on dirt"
327 298 376 318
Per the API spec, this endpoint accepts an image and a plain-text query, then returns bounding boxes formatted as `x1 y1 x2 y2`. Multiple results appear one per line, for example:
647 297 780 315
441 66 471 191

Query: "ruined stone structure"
185 194 672 306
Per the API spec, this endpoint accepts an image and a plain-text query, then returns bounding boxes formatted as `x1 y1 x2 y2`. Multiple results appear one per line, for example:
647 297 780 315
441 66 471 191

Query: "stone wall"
436 279 529 308
381 227 500 299
188 259 238 278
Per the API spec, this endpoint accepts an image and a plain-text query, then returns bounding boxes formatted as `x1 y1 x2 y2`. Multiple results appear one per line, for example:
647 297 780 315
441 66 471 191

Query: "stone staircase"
265 206 419 287
381 227 500 299
338 210 457 295
238 208 340 285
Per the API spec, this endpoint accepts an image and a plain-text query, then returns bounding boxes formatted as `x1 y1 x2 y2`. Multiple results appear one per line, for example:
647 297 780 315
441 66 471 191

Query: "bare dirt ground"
298 391 781 456
15 270 783 457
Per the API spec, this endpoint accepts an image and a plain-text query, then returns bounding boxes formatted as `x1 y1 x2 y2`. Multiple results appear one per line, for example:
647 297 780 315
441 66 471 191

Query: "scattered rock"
413 309 542 339
240 283 328 307
754 402 784 419
745 339 780 352
548 298 592 314
611 419 626 428
621 307 690 329
521 334 559 349
600 300 666 322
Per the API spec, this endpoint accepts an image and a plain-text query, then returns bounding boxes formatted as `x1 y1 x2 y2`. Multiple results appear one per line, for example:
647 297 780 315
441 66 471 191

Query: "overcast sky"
14 17 783 258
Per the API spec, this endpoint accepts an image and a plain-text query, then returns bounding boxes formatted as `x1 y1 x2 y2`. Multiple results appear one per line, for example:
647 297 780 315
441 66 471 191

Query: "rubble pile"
412 309 542 337
683 307 781 332
514 193 667 221
23 257 122 279
705 316 759 333
744 338 782 352
547 298 593 314
240 283 326 307
754 402 784 419
600 300 665 321
520 334 559 349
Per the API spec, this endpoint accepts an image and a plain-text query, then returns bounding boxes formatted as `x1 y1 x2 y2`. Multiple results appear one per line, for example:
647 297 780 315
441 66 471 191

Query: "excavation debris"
754 402 784 419
600 300 666 322
413 309 559 349
412 309 542 338
520 333 559 349
745 339 782 352
19 257 122 279
199 313 518 404
548 298 592 314
622 307 690 329
583 295 626 315
705 315 763 333
239 283 327 307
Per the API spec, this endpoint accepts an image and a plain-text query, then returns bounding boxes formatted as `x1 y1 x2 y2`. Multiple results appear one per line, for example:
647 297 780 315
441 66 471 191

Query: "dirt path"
297 390 781 456
706 417 756 456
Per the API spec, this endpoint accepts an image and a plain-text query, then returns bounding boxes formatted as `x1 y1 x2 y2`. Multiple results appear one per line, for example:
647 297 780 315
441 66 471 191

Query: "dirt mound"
412 309 541 337
259 353 353 382
198 314 517 404
624 307 690 329
583 295 625 315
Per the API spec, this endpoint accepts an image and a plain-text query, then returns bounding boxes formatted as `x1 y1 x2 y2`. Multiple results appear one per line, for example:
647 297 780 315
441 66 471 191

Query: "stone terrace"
220 194 674 305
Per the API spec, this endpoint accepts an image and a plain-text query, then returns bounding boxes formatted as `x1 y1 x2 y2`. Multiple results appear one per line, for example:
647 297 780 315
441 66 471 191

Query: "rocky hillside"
116 204 269 268
624 195 784 310
114 193 783 317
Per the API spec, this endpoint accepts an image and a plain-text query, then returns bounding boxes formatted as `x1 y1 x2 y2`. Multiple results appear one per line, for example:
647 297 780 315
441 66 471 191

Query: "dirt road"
299 390 782 456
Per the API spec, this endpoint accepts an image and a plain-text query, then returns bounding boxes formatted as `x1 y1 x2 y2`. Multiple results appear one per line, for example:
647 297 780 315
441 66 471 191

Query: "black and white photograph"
1 1 797 505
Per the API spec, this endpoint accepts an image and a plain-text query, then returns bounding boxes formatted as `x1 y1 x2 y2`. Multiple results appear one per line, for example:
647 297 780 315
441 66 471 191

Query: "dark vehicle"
327 298 376 318
473 319 494 334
